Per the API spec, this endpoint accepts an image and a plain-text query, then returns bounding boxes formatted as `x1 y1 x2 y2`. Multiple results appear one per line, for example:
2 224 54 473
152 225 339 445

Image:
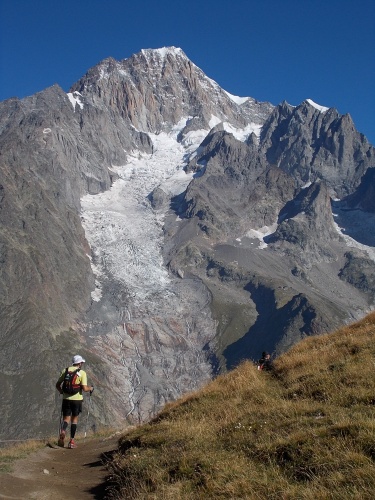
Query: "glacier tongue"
81 131 192 308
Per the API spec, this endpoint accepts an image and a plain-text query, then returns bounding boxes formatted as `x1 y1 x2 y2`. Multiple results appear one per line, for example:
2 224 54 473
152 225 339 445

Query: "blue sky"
1 0 374 144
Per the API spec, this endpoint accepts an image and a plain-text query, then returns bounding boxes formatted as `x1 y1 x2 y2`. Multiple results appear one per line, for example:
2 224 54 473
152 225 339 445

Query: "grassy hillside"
107 312 375 499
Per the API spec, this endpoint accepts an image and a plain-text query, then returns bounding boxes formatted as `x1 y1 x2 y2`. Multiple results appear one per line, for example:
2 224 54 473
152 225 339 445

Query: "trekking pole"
84 387 94 440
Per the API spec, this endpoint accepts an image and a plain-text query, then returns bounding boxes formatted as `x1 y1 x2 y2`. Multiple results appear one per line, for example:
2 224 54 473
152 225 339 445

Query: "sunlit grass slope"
108 312 375 499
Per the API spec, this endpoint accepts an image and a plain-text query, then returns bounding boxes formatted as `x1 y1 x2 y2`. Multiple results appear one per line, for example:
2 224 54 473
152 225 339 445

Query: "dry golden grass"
107 311 375 499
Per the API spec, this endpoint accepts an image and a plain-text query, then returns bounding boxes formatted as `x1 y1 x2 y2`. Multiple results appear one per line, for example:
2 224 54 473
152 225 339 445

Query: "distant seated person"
258 351 273 371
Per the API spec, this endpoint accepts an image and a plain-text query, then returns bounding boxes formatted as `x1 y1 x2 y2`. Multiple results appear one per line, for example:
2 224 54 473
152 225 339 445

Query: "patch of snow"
81 131 195 305
180 129 209 153
245 223 278 249
208 115 261 140
222 121 262 140
118 68 129 78
170 117 211 154
142 47 184 59
203 75 224 94
306 99 329 113
67 91 84 110
209 115 222 129
171 116 193 135
224 90 250 105
99 67 110 81
180 114 261 161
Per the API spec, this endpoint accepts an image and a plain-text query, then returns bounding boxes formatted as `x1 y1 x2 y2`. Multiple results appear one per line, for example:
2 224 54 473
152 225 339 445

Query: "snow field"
81 131 193 307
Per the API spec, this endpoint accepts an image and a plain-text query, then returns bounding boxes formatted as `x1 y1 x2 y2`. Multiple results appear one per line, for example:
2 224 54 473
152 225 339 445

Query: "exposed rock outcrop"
342 167 375 213
260 100 375 197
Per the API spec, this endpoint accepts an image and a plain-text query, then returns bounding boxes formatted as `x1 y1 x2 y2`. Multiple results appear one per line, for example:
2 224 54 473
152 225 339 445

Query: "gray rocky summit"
0 47 374 440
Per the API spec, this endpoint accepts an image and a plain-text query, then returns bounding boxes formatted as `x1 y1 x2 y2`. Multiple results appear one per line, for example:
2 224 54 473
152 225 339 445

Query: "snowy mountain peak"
140 46 186 60
137 46 191 72
224 90 250 105
71 47 273 135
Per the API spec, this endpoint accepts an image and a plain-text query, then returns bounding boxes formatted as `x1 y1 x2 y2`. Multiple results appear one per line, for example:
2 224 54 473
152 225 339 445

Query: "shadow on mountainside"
223 282 320 369
0 434 119 499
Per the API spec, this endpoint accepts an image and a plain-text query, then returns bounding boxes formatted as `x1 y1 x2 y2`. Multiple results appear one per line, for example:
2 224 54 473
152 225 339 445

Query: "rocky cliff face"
343 167 375 213
260 100 374 198
0 47 374 440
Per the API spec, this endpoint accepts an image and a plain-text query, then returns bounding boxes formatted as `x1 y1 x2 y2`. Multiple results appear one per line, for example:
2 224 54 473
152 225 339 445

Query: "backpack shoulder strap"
65 367 80 375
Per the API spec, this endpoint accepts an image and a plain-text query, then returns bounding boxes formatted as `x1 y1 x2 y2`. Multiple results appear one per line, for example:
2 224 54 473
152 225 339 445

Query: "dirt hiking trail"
0 434 120 499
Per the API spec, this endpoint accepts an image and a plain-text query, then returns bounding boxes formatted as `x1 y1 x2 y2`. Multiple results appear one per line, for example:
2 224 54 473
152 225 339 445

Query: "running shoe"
58 430 65 448
68 439 77 449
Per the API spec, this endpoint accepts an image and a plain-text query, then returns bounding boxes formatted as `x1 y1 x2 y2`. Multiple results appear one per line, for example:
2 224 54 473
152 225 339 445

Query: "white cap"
72 355 85 365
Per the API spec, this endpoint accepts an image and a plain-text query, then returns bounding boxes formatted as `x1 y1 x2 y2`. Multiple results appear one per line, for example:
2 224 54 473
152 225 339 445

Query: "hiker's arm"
56 380 63 394
81 384 94 392
80 371 93 392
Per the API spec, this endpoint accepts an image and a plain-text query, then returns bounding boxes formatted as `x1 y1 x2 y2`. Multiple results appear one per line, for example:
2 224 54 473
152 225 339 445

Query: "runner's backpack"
62 368 81 395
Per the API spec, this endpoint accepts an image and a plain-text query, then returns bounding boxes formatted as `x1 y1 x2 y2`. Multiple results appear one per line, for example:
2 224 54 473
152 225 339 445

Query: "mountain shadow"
223 282 323 369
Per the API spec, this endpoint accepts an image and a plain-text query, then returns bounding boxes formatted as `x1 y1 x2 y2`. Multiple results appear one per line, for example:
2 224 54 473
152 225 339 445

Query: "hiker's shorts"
62 399 83 417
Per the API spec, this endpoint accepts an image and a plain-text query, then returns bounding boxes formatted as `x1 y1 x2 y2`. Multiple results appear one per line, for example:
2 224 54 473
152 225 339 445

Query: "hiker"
257 351 273 371
55 354 94 448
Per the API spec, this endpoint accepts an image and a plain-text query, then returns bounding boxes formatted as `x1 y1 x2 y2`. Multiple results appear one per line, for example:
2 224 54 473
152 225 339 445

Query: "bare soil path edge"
0 434 120 500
